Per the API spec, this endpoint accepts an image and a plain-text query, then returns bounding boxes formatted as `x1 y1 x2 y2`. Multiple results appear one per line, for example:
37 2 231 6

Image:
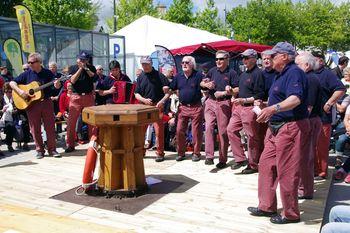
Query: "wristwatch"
274 104 281 112
84 67 90 72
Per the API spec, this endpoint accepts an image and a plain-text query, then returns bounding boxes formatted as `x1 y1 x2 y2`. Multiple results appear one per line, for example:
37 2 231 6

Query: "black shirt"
169 70 203 105
262 68 277 101
68 64 97 94
306 71 322 118
206 66 239 99
135 68 169 103
238 65 265 100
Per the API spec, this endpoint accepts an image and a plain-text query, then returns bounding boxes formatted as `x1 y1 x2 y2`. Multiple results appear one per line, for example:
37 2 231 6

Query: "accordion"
112 81 137 104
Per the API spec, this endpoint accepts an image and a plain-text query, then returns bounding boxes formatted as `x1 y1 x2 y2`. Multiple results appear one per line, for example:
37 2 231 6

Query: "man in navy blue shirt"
135 56 170 162
169 56 203 162
200 50 239 169
248 42 310 224
227 49 265 174
95 65 107 105
295 51 322 199
312 51 345 180
10 52 61 159
97 60 131 104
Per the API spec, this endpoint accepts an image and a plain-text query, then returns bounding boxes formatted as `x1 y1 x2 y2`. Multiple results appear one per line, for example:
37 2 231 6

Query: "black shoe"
205 158 214 165
175 155 186 161
155 156 165 162
247 207 277 217
8 146 14 152
231 160 248 170
216 162 226 169
241 166 258 174
22 143 30 151
192 154 201 162
270 214 300 224
0 151 5 157
65 147 75 153
298 195 313 200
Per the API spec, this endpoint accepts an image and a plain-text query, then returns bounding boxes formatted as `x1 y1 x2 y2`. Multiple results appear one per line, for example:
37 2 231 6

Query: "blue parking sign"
114 44 120 58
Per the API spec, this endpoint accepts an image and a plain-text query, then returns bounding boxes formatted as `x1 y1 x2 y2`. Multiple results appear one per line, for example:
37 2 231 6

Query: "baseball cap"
77 51 91 60
240 49 257 58
140 56 152 64
264 42 296 56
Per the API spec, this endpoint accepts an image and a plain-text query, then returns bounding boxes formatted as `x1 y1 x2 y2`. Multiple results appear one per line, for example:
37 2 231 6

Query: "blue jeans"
335 134 350 155
321 205 350 233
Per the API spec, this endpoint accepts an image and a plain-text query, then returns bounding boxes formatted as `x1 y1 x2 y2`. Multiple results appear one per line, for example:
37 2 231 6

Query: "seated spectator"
335 104 350 167
321 205 350 233
341 67 350 95
0 83 16 152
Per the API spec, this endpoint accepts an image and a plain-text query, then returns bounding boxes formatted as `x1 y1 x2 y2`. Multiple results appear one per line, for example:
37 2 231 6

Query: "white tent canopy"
112 15 227 79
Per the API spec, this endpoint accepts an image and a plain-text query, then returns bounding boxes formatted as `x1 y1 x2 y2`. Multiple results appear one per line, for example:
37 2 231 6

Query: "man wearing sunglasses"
169 56 204 162
227 49 265 174
200 50 239 169
248 42 310 224
10 52 61 159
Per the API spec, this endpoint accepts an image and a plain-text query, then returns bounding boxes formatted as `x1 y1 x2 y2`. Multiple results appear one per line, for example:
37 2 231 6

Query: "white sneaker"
50 150 61 158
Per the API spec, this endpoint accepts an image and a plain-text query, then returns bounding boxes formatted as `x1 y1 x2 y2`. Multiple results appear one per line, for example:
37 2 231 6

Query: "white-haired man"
169 56 204 162
10 52 61 159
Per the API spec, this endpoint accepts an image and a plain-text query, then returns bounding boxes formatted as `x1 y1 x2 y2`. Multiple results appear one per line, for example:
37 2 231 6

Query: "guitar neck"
33 75 70 92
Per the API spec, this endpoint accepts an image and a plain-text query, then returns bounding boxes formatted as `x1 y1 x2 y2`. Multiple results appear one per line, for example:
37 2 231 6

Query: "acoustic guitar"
13 74 71 110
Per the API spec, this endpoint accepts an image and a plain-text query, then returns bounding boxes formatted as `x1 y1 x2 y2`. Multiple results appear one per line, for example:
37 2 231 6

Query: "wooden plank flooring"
0 143 331 233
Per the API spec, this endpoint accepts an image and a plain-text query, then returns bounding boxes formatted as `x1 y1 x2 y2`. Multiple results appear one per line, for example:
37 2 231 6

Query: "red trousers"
204 98 231 163
143 106 164 156
315 123 331 177
176 105 203 156
26 99 56 153
66 93 95 148
298 117 322 197
227 105 263 169
258 119 310 220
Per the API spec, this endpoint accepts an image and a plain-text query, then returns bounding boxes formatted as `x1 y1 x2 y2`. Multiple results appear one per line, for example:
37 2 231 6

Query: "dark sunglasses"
23 68 29 71
181 61 190 65
28 60 38 64
215 57 226 61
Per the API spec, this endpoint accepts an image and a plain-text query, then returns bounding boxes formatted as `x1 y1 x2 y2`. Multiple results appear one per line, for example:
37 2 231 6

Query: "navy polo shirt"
262 68 276 100
169 70 203 105
206 66 239 98
238 65 265 100
69 64 97 94
306 71 322 118
268 62 309 122
135 68 169 103
50 72 63 97
14 68 55 99
314 67 345 124
96 73 131 104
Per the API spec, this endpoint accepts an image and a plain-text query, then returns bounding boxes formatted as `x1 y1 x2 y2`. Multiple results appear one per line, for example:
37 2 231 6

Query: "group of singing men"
8 41 345 224
134 41 345 224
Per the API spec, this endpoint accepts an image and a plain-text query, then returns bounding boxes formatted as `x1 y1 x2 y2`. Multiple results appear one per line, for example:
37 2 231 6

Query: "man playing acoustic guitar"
10 52 62 159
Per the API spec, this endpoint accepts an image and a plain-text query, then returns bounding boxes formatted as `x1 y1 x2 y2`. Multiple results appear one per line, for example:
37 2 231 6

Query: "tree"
163 0 194 26
106 0 158 32
22 0 99 30
331 2 350 51
193 0 228 36
226 0 296 45
0 0 23 18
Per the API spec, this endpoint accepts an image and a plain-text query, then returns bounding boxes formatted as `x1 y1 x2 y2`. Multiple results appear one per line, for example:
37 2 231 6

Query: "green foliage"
22 0 99 30
0 0 23 18
163 0 194 25
106 0 158 32
193 0 228 36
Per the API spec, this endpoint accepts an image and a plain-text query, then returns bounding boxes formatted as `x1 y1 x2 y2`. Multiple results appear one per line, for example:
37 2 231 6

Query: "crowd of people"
0 41 350 228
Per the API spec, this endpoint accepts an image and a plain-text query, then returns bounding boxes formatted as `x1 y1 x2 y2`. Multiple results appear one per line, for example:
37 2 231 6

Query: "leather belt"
180 102 202 107
242 103 254 107
209 96 231 101
73 92 92 96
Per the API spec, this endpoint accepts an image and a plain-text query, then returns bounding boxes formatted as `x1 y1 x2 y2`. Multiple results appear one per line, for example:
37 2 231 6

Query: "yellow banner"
3 39 23 77
14 5 35 53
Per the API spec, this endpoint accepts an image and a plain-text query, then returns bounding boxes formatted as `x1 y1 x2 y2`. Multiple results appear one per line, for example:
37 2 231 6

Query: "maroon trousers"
176 104 203 156
298 117 322 197
143 105 165 156
26 99 56 153
227 105 263 169
315 123 332 177
66 93 95 148
258 119 310 220
204 98 231 163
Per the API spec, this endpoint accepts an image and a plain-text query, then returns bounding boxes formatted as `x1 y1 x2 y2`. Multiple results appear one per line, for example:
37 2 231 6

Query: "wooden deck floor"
0 143 331 233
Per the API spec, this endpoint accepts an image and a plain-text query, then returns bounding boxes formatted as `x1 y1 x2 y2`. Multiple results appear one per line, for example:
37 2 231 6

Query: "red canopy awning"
170 40 272 56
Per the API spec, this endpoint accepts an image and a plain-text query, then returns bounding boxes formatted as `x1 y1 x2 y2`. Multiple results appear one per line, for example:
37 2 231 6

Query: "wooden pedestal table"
82 104 159 196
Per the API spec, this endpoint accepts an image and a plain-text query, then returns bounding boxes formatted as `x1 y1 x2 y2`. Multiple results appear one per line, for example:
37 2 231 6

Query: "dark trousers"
4 121 15 146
